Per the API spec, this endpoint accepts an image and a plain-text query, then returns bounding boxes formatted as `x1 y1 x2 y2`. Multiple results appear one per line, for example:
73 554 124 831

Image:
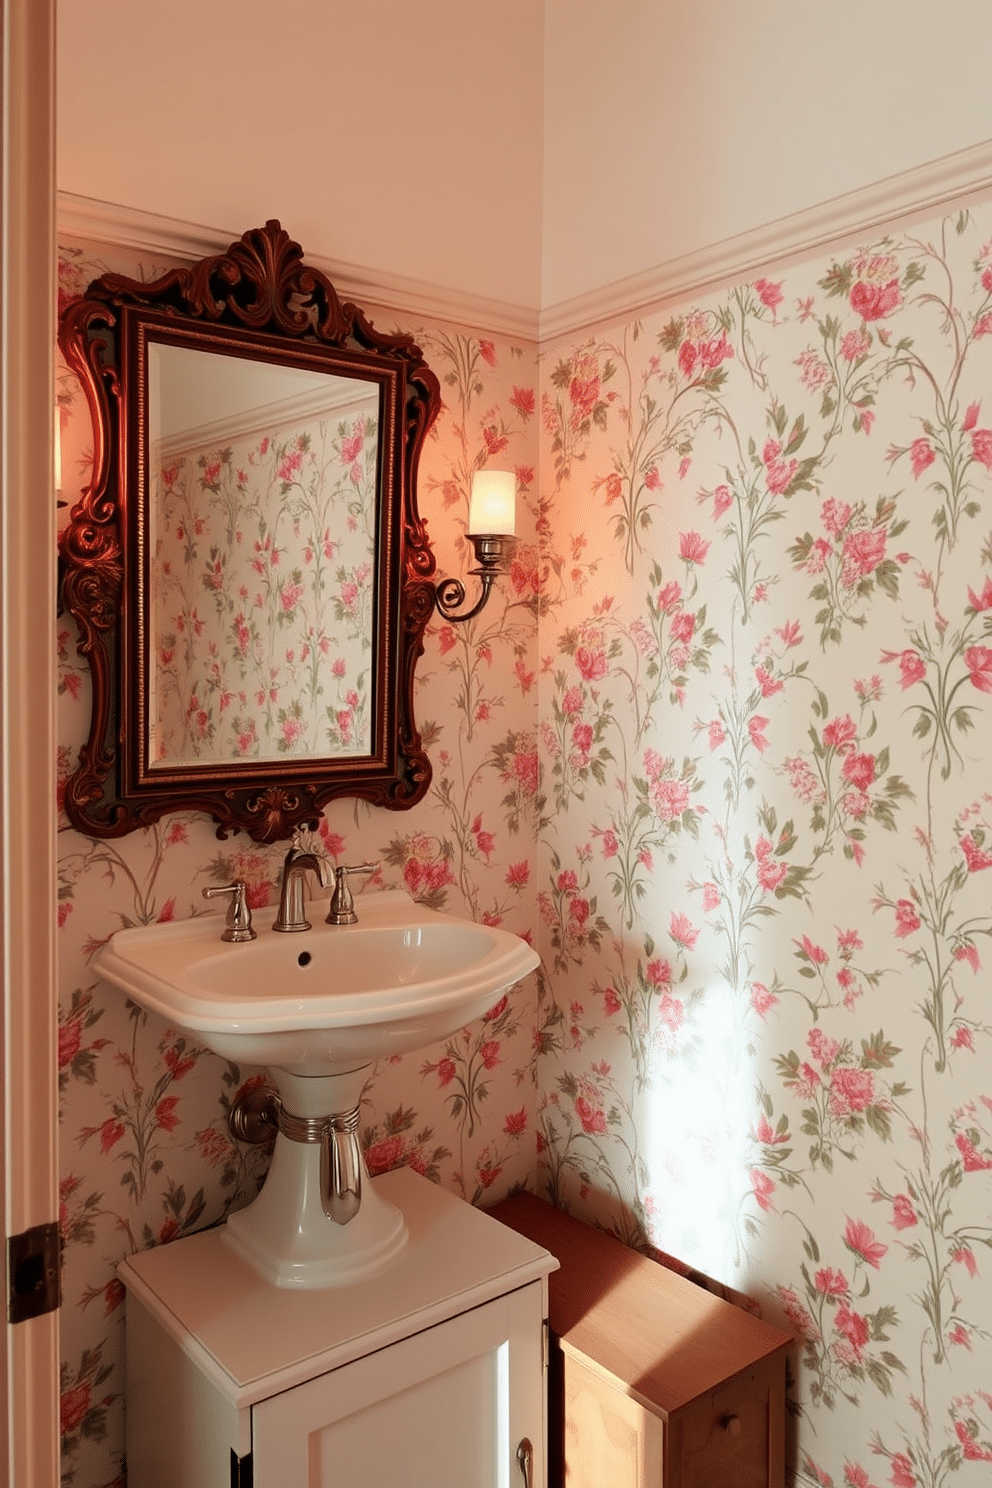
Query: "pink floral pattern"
57 198 992 1487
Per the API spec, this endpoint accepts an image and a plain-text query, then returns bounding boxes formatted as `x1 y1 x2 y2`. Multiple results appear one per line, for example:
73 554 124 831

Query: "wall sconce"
433 470 516 623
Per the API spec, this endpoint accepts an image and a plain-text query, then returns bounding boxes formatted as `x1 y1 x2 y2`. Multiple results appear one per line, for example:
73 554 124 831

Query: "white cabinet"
119 1168 556 1488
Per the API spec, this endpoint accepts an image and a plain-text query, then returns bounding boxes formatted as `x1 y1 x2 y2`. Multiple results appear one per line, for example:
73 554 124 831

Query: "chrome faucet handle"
202 881 257 942
326 862 378 926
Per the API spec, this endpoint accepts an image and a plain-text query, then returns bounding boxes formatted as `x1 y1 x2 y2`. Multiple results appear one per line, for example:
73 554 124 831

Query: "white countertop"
119 1167 557 1409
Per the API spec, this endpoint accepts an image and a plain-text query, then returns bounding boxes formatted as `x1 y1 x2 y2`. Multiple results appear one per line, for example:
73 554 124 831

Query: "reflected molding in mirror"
58 221 442 842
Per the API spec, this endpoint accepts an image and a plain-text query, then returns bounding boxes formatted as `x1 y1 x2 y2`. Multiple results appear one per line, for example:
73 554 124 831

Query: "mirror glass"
147 343 379 767
57 220 440 842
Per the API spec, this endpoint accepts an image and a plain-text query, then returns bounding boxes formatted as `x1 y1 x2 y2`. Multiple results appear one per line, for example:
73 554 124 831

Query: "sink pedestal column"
223 1066 409 1289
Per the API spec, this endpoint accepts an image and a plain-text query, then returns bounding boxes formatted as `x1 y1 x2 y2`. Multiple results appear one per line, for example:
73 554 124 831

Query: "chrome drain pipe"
228 1086 362 1226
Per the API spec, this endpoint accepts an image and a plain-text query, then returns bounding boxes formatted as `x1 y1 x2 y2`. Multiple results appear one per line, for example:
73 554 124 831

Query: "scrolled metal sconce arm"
433 533 515 623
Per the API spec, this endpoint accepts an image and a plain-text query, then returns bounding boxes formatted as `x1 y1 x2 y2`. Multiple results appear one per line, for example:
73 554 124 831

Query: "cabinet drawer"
672 1360 785 1488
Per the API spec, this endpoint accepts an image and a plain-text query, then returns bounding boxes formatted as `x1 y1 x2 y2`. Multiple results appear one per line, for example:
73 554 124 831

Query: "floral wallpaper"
56 195 992 1488
535 204 992 1488
150 386 379 763
56 236 541 1488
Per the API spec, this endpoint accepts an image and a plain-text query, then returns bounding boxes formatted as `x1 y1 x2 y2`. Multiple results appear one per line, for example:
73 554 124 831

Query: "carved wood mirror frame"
59 221 441 842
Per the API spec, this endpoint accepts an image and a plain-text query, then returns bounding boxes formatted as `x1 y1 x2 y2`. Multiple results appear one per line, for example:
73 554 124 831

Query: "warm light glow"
468 469 516 535
54 404 62 494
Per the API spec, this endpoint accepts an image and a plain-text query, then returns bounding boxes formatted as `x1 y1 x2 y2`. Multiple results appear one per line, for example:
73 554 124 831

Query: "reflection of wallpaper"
57 197 992 1488
150 397 378 765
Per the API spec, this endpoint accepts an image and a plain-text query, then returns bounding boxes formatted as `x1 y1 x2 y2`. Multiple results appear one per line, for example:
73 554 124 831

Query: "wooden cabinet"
488 1193 792 1488
119 1168 557 1488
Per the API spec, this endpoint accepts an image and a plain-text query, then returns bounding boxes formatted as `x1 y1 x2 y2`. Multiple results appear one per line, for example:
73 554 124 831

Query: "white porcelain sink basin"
96 888 540 1290
95 890 539 1076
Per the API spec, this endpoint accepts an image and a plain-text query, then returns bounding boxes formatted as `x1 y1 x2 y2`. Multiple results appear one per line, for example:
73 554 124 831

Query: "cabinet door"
252 1281 546 1488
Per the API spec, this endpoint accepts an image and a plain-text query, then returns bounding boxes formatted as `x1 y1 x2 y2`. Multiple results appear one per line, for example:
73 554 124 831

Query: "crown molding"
56 192 542 342
539 138 992 342
60 140 992 352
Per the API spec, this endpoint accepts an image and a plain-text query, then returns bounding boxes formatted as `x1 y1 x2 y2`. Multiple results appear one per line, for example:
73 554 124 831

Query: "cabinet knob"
517 1437 534 1487
724 1413 743 1437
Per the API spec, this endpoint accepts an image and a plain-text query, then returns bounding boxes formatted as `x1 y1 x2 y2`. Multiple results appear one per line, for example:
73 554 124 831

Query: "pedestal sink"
94 890 539 1288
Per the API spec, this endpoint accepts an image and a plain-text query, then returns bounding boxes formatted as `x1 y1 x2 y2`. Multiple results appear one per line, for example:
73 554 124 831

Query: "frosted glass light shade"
468 470 516 536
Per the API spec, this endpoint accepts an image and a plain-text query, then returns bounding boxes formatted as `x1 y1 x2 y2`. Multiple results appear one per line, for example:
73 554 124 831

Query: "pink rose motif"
890 1453 917 1487
954 1421 992 1462
678 531 710 565
909 438 935 480
480 1040 501 1070
841 752 876 791
708 484 731 520
897 649 926 688
678 339 698 379
834 1302 870 1359
59 1020 82 1069
510 386 535 418
757 857 787 893
761 439 798 495
820 498 852 536
569 372 600 420
964 644 992 693
708 719 726 751
669 911 699 949
340 431 363 463
961 834 992 872
823 714 857 752
750 1169 776 1212
61 1381 92 1435
828 1067 875 1116
894 899 921 937
754 277 783 315
891 1194 917 1230
155 1097 180 1133
575 1096 607 1135
814 1267 849 1298
843 1216 887 1269
575 646 607 681
99 1118 125 1154
849 277 901 321
971 427 992 470
841 526 886 585
436 1057 456 1087
365 1135 404 1174
751 982 778 1017
967 577 992 611
670 610 695 643
956 1131 992 1171
748 716 770 753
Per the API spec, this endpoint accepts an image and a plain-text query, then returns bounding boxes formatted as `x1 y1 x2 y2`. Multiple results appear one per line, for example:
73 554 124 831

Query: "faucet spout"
273 847 331 933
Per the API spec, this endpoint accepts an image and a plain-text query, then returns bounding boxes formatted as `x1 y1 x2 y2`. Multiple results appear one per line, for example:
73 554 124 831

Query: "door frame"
2 0 60 1481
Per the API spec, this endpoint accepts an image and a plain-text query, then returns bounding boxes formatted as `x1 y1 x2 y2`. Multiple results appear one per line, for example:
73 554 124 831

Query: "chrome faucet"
327 862 378 925
273 847 332 933
202 880 256 942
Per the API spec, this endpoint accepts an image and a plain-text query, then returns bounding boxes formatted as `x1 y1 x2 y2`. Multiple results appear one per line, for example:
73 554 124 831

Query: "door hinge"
231 1448 254 1487
7 1221 61 1323
542 1316 550 1373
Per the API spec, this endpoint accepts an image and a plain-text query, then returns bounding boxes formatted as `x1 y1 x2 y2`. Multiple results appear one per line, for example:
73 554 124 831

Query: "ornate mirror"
59 221 441 842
